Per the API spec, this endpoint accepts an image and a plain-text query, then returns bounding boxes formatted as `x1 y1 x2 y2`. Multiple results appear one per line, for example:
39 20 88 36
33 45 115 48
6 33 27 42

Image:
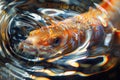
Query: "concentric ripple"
0 0 120 80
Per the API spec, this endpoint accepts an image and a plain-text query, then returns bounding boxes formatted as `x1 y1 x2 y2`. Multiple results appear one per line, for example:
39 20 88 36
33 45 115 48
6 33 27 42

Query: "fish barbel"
19 0 120 57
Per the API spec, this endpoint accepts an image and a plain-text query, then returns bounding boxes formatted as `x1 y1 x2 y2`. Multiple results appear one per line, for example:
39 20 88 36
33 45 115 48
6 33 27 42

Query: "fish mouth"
18 40 57 58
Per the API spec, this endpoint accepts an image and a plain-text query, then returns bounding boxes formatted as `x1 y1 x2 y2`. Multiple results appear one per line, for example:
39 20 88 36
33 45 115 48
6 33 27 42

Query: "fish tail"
101 0 120 46
101 0 120 13
94 0 120 30
94 0 120 15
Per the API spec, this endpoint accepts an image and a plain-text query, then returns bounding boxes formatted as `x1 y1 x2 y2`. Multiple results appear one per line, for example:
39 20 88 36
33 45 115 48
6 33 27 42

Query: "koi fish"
18 0 120 58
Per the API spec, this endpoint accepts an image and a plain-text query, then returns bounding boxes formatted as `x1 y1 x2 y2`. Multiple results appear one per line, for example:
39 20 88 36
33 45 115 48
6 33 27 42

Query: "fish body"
0 0 119 78
19 0 120 57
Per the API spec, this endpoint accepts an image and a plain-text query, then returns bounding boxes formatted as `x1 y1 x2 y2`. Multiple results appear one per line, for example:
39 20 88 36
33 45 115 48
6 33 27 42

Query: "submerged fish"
0 0 120 79
18 0 120 58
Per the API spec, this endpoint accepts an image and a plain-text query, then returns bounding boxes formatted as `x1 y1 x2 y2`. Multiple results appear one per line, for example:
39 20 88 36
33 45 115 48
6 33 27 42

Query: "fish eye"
52 37 61 47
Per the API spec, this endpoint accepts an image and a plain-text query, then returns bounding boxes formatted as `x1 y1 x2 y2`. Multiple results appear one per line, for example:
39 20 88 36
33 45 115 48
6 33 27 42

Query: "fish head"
18 26 76 57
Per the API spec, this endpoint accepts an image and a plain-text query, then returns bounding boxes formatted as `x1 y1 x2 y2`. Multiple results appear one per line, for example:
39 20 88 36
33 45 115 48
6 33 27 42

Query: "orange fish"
18 0 120 57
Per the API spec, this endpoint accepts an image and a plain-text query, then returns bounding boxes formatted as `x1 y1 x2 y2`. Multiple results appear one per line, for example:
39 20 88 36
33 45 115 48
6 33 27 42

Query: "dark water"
0 0 120 80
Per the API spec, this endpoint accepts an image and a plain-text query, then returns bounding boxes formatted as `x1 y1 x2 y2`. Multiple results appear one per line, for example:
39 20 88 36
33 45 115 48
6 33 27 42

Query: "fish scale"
0 0 120 80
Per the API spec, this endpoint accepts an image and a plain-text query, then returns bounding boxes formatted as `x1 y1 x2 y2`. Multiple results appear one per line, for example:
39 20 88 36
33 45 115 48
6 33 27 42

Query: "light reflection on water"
0 0 120 80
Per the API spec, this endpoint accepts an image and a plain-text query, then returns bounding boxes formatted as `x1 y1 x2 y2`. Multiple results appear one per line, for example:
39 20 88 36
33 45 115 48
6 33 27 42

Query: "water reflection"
0 0 120 80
